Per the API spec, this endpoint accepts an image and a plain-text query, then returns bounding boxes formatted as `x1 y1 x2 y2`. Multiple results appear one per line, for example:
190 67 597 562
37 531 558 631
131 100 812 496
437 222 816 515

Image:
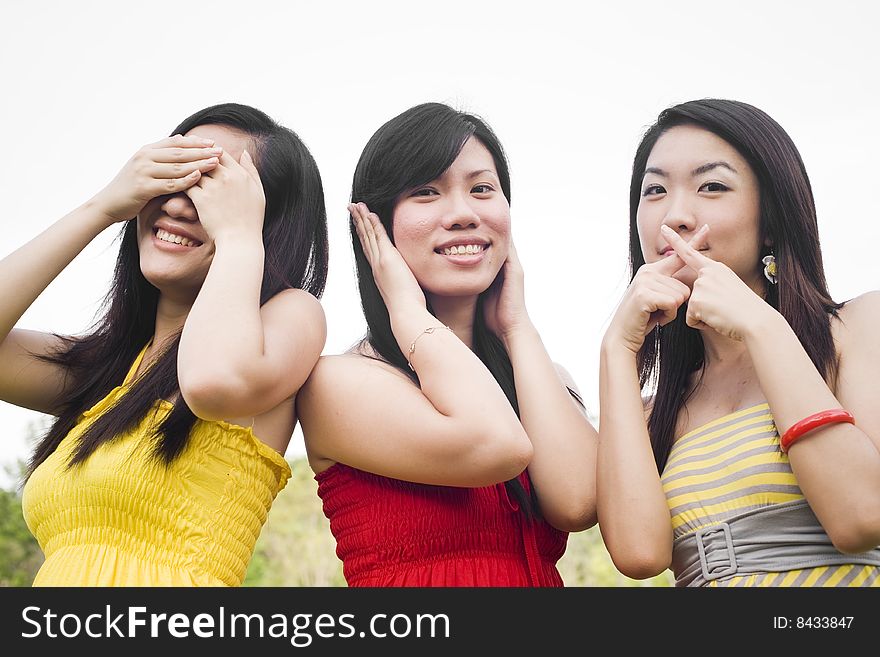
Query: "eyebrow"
466 169 498 179
691 161 738 176
643 161 738 178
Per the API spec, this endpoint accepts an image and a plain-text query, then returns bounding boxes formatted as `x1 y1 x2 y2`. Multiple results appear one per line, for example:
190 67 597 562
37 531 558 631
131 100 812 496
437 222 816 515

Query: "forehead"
184 124 251 160
446 137 497 175
647 124 748 172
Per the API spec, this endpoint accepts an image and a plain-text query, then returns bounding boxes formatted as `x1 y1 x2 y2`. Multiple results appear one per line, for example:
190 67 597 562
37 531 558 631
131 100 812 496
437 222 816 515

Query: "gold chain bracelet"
407 325 453 371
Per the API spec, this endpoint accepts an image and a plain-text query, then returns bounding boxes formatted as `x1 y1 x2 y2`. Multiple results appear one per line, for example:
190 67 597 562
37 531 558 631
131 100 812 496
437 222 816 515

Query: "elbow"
542 488 599 533
546 507 598 533
599 525 671 579
178 370 256 421
466 426 533 486
610 550 671 581
826 508 880 555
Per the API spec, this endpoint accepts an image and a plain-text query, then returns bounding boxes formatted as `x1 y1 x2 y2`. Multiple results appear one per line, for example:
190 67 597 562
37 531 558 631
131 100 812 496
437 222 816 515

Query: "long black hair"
628 99 843 472
28 102 328 475
349 102 541 513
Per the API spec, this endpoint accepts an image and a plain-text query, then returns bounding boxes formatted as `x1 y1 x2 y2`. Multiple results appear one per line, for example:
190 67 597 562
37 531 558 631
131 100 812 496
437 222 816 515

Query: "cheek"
485 202 511 253
635 209 655 263
391 208 434 256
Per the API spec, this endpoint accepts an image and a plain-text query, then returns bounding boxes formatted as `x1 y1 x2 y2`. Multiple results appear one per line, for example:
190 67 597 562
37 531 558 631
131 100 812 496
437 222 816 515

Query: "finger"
685 304 709 330
686 224 710 251
647 294 682 328
362 210 383 259
153 133 219 150
661 224 713 271
214 148 239 169
364 207 390 244
653 276 691 304
150 169 202 196
506 240 522 268
349 204 376 264
151 158 219 179
151 145 224 163
239 150 262 185
650 224 709 276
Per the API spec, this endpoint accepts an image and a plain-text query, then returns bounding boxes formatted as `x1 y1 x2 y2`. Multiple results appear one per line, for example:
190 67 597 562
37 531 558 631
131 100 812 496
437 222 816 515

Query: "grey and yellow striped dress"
660 402 880 586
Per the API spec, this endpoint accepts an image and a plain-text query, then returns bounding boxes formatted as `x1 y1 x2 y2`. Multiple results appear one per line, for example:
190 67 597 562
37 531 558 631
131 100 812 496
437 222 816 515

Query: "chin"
140 264 206 294
424 281 494 300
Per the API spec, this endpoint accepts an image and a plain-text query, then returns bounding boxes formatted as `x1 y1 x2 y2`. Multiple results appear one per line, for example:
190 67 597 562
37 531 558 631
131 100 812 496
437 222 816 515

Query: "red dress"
314 463 567 586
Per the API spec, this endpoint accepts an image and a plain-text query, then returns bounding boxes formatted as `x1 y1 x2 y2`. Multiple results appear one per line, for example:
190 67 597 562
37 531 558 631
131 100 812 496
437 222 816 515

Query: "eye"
642 184 665 197
410 187 439 197
699 181 729 193
471 184 494 194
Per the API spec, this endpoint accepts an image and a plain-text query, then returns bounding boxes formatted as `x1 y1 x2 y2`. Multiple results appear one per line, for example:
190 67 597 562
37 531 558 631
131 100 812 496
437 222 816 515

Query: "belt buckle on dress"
695 522 738 582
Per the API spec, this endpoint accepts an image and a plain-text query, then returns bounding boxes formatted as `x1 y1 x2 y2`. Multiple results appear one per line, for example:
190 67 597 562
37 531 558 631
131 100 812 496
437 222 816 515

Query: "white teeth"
442 244 484 256
156 228 199 247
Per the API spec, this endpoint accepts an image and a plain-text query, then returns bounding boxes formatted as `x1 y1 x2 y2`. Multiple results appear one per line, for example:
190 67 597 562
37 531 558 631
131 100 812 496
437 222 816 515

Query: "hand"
92 134 223 226
349 202 426 314
661 225 771 341
185 149 265 243
603 226 708 355
483 240 532 344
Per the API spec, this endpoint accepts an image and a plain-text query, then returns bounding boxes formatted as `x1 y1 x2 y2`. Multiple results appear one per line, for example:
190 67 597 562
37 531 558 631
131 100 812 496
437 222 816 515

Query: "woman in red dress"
297 103 597 586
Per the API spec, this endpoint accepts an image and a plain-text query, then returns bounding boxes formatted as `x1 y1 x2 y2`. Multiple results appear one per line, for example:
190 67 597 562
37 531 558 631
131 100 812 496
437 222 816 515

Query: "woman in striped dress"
596 99 880 586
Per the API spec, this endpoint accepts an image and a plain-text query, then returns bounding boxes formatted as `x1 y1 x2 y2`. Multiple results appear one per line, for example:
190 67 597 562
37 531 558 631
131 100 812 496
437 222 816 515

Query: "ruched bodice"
315 463 566 586
21 345 291 586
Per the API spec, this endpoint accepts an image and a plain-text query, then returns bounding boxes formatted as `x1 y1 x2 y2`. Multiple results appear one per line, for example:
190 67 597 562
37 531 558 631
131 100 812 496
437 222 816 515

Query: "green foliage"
243 459 346 586
0 484 43 586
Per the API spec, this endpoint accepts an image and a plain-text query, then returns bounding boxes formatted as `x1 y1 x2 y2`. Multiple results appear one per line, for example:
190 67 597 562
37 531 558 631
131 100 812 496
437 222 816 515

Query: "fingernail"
201 138 214 146
209 147 223 154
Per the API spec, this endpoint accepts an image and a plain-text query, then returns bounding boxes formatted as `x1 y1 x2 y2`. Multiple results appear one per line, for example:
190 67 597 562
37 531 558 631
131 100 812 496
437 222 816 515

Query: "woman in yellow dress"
3 102 328 585
597 99 880 586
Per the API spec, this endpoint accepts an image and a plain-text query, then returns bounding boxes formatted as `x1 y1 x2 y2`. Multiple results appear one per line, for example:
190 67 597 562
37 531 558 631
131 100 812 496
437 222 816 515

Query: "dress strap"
122 342 153 386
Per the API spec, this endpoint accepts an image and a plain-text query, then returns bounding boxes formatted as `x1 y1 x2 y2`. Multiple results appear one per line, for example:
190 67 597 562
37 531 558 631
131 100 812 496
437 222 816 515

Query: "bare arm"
0 135 221 413
744 292 880 553
177 150 326 420
504 327 598 532
596 228 708 578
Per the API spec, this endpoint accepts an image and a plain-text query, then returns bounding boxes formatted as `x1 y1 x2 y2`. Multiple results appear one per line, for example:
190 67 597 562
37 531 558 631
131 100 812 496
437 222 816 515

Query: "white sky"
1 0 878 488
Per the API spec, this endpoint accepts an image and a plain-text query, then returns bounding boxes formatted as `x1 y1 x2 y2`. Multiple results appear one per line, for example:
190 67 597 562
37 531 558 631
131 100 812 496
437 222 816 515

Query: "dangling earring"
762 251 778 285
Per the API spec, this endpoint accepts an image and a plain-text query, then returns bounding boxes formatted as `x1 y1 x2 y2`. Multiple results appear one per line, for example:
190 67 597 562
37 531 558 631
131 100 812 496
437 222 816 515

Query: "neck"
152 293 193 350
699 328 748 367
700 271 767 367
426 294 478 349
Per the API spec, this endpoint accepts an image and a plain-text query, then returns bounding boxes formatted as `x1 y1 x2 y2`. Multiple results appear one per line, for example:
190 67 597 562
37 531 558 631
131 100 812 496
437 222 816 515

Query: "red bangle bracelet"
780 409 855 453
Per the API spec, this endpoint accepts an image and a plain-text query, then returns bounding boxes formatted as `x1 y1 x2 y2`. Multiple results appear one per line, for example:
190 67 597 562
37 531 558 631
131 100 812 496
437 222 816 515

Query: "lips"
152 221 205 248
434 239 490 256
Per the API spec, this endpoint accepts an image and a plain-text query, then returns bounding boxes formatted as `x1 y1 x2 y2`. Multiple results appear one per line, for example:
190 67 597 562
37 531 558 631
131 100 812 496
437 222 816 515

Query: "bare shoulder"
261 288 326 358
833 290 880 345
264 287 326 321
553 361 593 415
299 352 410 404
552 362 578 390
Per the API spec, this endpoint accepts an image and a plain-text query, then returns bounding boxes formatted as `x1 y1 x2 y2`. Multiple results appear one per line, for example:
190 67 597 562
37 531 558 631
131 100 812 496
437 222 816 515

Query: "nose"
440 192 481 230
661 193 698 236
160 193 198 221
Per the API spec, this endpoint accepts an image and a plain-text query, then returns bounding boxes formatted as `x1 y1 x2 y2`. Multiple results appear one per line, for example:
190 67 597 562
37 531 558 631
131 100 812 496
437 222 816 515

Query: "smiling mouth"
154 228 203 248
435 244 488 256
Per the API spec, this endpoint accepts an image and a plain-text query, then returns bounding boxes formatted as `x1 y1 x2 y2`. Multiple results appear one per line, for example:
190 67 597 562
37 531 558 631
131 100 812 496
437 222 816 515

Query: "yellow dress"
21 344 291 586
